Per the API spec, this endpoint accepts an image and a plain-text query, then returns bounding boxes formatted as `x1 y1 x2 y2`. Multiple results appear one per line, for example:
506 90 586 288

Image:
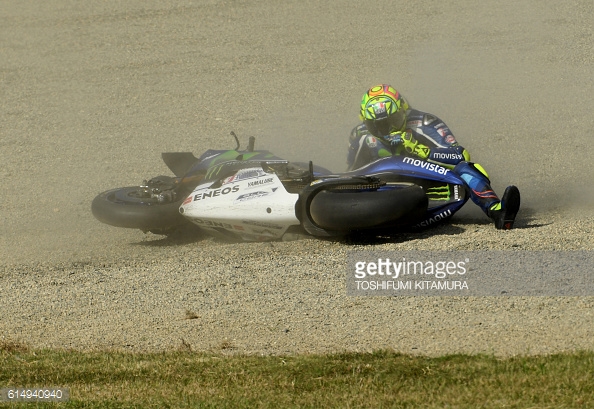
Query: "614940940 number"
1 387 70 402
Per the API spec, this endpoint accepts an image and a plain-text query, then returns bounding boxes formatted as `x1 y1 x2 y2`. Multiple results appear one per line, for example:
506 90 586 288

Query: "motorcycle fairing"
180 166 300 241
346 156 462 185
347 156 469 227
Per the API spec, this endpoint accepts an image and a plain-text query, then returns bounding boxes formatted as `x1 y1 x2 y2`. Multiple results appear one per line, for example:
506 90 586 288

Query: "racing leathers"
347 108 504 219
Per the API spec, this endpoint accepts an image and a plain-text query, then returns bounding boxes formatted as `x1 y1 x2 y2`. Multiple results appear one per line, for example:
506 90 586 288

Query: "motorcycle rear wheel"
307 185 428 232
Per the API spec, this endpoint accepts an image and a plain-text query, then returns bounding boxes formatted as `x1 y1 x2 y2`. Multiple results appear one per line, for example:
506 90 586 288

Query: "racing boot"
453 162 520 229
487 185 521 230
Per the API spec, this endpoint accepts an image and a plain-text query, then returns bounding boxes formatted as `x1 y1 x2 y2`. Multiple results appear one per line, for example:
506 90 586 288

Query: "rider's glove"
384 132 403 146
400 131 431 160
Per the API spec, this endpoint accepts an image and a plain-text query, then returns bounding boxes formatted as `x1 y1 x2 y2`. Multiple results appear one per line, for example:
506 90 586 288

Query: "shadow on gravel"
512 221 552 230
338 224 468 245
449 208 550 231
443 207 549 231
510 207 552 230
129 223 473 248
126 208 546 248
130 225 210 247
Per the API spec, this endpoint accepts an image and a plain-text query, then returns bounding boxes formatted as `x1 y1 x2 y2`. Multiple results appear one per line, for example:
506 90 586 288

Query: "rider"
347 84 520 229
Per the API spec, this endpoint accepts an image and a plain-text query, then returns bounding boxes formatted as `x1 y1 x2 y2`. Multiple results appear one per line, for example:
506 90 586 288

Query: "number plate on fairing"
179 167 300 240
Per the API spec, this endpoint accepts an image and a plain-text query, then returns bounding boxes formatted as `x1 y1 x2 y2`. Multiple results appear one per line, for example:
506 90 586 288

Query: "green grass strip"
1 344 593 408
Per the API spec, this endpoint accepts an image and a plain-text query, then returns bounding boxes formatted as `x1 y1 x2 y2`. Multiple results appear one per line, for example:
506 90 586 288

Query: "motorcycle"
91 133 469 241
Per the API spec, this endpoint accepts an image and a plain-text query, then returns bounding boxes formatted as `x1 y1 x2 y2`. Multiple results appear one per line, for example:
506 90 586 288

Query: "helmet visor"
387 109 406 133
363 109 406 137
364 117 391 137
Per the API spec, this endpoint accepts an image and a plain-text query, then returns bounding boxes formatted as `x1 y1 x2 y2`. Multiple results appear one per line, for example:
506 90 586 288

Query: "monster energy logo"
204 155 285 180
205 164 225 179
426 186 451 201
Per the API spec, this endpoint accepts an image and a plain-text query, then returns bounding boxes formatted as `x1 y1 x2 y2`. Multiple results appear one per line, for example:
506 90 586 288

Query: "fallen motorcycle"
91 134 468 240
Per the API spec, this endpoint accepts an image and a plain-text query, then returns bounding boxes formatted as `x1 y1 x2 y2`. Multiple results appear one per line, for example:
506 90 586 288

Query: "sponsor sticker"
247 177 274 188
402 157 449 175
235 191 269 202
193 185 240 201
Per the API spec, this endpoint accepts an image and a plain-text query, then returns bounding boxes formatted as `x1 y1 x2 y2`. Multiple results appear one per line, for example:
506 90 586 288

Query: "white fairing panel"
179 167 300 241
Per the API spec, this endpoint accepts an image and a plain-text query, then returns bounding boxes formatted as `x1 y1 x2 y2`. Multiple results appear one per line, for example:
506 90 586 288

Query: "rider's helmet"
360 84 409 138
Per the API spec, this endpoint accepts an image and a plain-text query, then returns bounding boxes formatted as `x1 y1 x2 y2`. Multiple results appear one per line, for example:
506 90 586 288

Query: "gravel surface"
1 0 593 356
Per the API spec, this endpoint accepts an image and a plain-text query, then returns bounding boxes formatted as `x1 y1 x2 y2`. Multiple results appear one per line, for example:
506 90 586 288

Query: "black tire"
308 185 428 231
91 187 188 230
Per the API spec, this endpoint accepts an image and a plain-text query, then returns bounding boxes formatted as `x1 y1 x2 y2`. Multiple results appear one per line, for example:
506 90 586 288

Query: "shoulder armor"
423 114 438 126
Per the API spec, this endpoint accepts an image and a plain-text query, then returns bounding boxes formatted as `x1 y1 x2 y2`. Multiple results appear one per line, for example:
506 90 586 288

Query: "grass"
1 341 594 408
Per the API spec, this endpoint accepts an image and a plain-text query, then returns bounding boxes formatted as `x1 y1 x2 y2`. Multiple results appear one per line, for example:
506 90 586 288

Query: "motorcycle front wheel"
91 186 188 231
